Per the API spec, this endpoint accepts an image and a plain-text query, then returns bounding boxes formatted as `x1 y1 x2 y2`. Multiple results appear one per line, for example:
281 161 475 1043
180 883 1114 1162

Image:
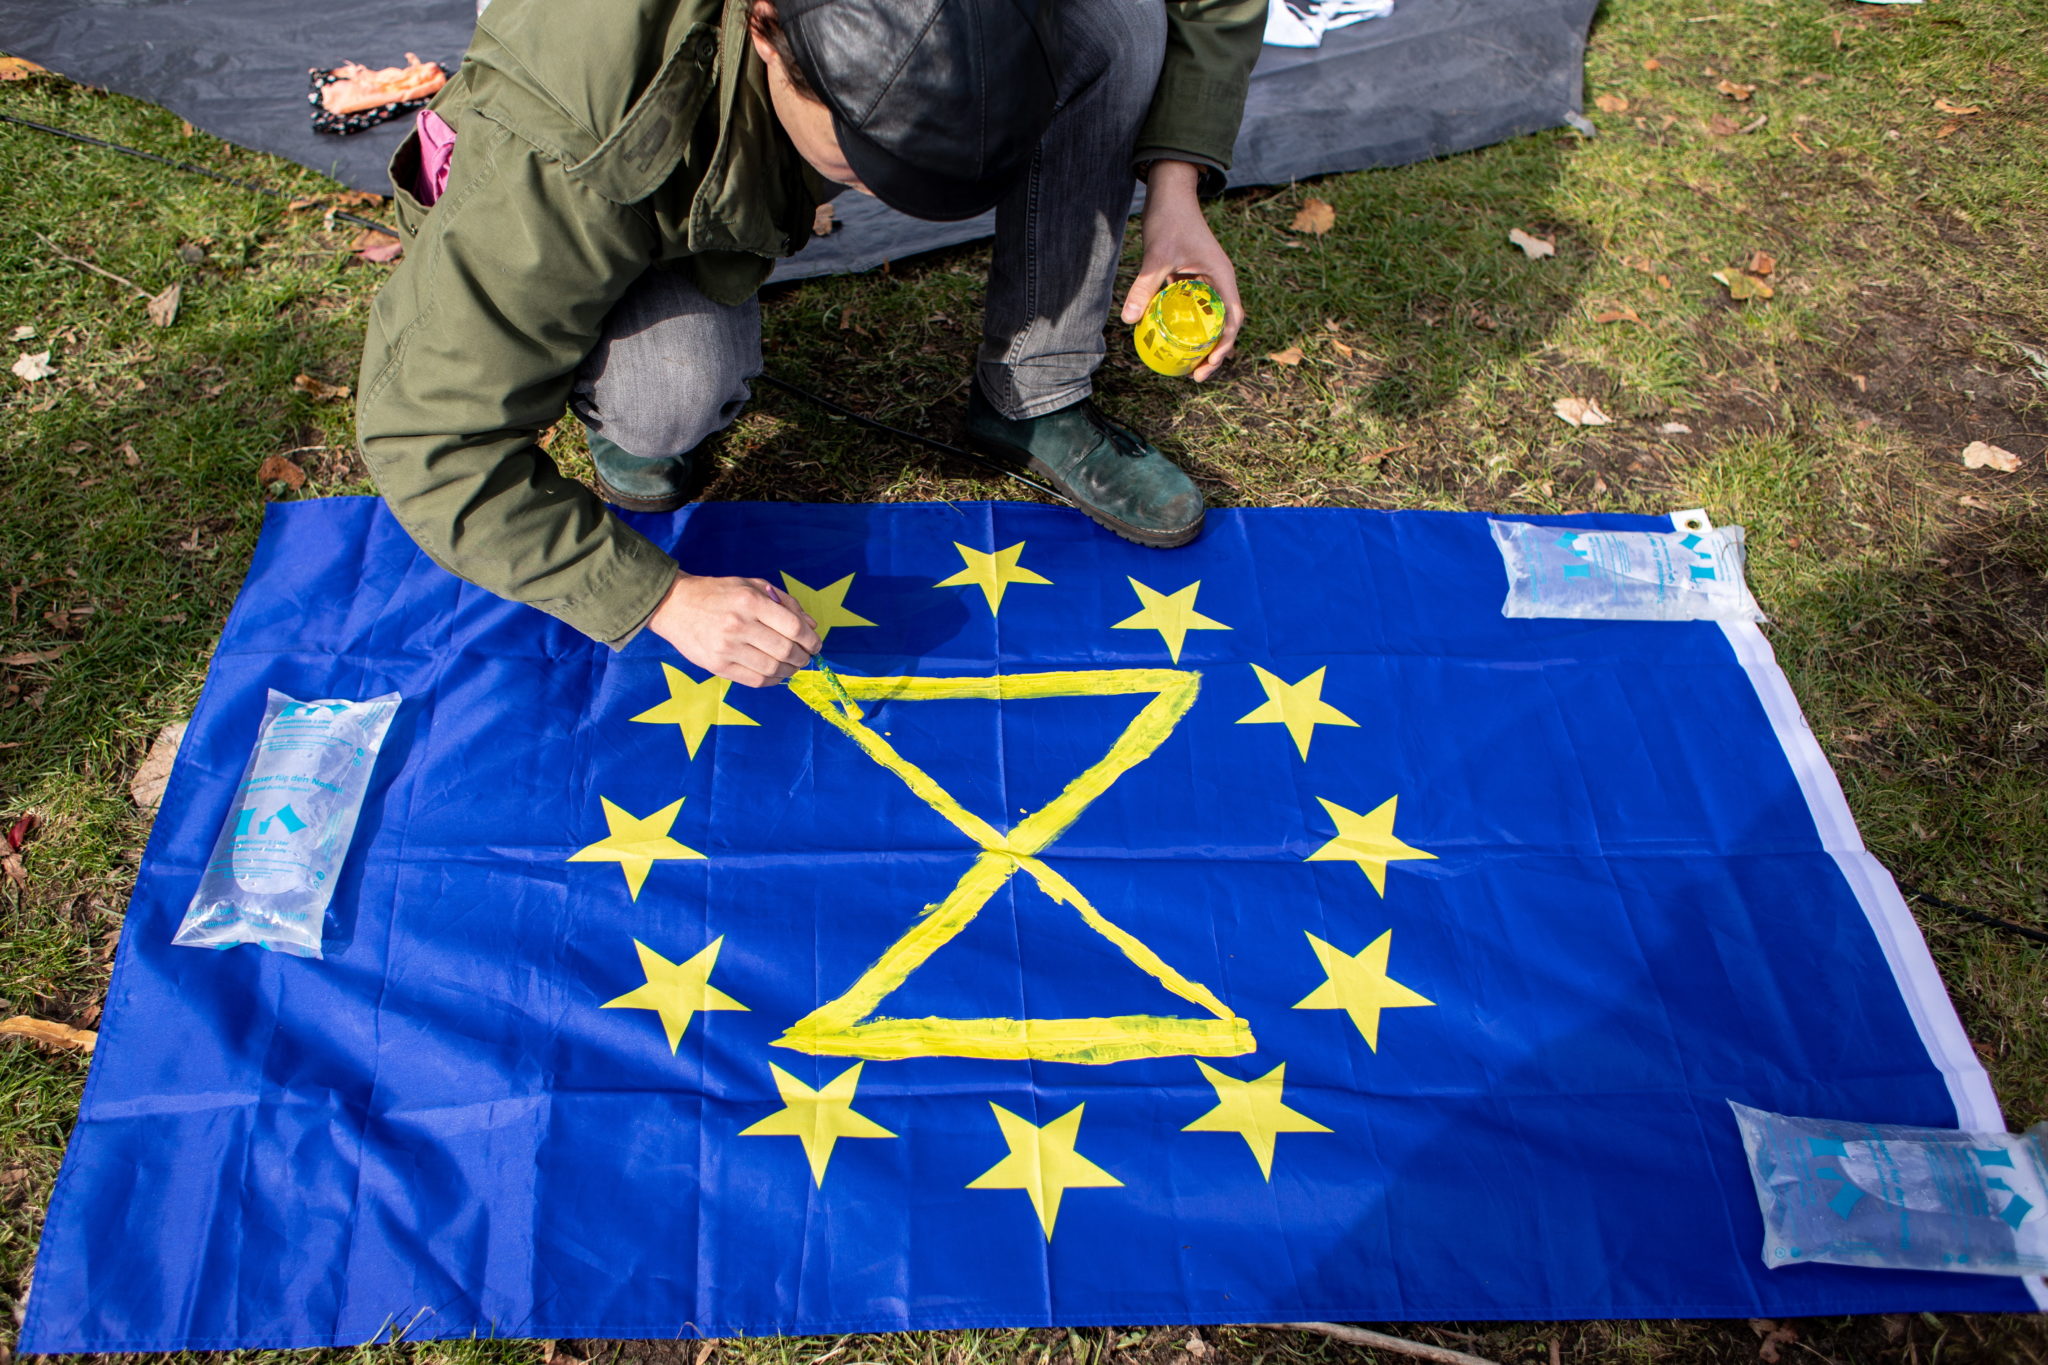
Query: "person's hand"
1120 159 1244 383
645 571 821 688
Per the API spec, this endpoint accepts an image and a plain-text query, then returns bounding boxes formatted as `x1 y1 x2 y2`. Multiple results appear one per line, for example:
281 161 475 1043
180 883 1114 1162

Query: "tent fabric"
0 0 1596 279
782 0 1596 281
21 497 2042 1353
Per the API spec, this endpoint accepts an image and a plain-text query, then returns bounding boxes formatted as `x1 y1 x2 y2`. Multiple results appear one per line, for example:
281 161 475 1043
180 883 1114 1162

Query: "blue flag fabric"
24 498 2041 1351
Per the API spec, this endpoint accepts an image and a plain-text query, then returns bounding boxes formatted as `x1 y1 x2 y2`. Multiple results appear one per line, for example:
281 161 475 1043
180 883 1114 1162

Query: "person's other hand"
646 572 821 687
1120 159 1244 383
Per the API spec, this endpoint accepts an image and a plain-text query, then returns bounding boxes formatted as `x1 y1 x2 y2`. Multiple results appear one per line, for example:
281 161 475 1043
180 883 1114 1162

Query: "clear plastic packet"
1730 1100 2048 1275
173 690 401 958
1489 519 1765 622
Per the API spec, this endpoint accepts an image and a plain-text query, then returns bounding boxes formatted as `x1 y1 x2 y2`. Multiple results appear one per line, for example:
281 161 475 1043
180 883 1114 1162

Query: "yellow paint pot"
1134 278 1225 378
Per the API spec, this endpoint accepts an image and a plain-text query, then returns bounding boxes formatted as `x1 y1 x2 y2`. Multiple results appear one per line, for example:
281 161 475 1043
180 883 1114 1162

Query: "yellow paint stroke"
809 655 864 721
777 667 1255 1064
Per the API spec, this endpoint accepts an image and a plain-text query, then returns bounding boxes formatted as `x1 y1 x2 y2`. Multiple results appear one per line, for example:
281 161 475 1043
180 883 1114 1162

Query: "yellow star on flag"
1236 665 1360 759
967 1102 1122 1239
934 541 1052 614
1182 1060 1331 1179
1305 794 1436 895
1293 930 1433 1051
1111 577 1230 663
739 1062 896 1184
631 662 758 758
568 796 704 900
780 571 876 644
601 936 748 1053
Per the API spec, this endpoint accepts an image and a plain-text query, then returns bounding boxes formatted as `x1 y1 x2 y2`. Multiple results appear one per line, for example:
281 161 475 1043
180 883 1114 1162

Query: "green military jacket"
357 0 1266 646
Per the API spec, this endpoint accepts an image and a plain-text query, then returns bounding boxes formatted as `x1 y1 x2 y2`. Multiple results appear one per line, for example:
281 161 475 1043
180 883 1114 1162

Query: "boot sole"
964 431 1204 550
592 463 712 514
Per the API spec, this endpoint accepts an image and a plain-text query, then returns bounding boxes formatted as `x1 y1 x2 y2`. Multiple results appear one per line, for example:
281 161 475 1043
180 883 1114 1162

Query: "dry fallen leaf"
1 646 74 667
1643 57 1662 71
1331 340 1355 359
1592 307 1642 325
1290 198 1336 235
1266 346 1305 366
8 324 33 342
1750 1320 1799 1365
0 1016 96 1053
130 719 188 810
1594 93 1630 114
1958 494 1995 510
354 230 403 264
1715 79 1757 101
258 455 308 492
1961 440 2022 472
12 350 55 382
811 202 836 236
1712 270 1775 300
292 373 351 402
0 56 46 81
1933 97 1982 115
1507 228 1556 260
1935 120 1962 139
334 190 385 209
145 283 182 328
1746 250 1777 276
1706 114 1739 137
1739 113 1769 135
1184 1336 1208 1361
1553 396 1612 427
1659 421 1694 435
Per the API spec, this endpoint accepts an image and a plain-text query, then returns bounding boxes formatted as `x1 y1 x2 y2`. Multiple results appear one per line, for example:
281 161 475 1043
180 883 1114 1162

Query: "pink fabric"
413 109 457 205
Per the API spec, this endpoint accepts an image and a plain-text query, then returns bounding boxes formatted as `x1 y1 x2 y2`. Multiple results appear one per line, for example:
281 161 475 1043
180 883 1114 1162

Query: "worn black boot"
965 386 1205 548
585 427 713 514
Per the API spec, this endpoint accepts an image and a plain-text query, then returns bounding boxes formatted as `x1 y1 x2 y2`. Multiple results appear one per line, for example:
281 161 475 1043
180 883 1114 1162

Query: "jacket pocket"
387 130 432 237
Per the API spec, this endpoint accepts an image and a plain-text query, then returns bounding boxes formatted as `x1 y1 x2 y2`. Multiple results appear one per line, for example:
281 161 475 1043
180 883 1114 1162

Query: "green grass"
4 0 2048 1359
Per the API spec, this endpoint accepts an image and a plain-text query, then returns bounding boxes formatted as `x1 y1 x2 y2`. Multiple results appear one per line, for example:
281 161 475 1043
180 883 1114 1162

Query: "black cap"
778 0 1057 222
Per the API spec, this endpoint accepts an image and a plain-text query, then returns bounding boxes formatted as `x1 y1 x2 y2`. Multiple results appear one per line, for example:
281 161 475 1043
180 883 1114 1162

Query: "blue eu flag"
22 499 2039 1352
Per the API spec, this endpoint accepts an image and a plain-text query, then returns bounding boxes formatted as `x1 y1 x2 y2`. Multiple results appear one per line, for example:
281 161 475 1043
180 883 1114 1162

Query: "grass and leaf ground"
3 0 2047 1359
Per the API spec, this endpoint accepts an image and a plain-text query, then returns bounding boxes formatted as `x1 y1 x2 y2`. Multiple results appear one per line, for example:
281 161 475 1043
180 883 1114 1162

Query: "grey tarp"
0 0 1596 280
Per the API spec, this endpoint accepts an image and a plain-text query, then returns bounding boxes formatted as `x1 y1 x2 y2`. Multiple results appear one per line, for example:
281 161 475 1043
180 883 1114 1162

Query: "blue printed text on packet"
1731 1100 2048 1276
1490 519 1765 622
173 689 401 959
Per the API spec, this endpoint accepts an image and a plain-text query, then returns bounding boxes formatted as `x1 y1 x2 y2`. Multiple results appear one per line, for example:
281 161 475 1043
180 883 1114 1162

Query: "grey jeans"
570 0 1168 460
